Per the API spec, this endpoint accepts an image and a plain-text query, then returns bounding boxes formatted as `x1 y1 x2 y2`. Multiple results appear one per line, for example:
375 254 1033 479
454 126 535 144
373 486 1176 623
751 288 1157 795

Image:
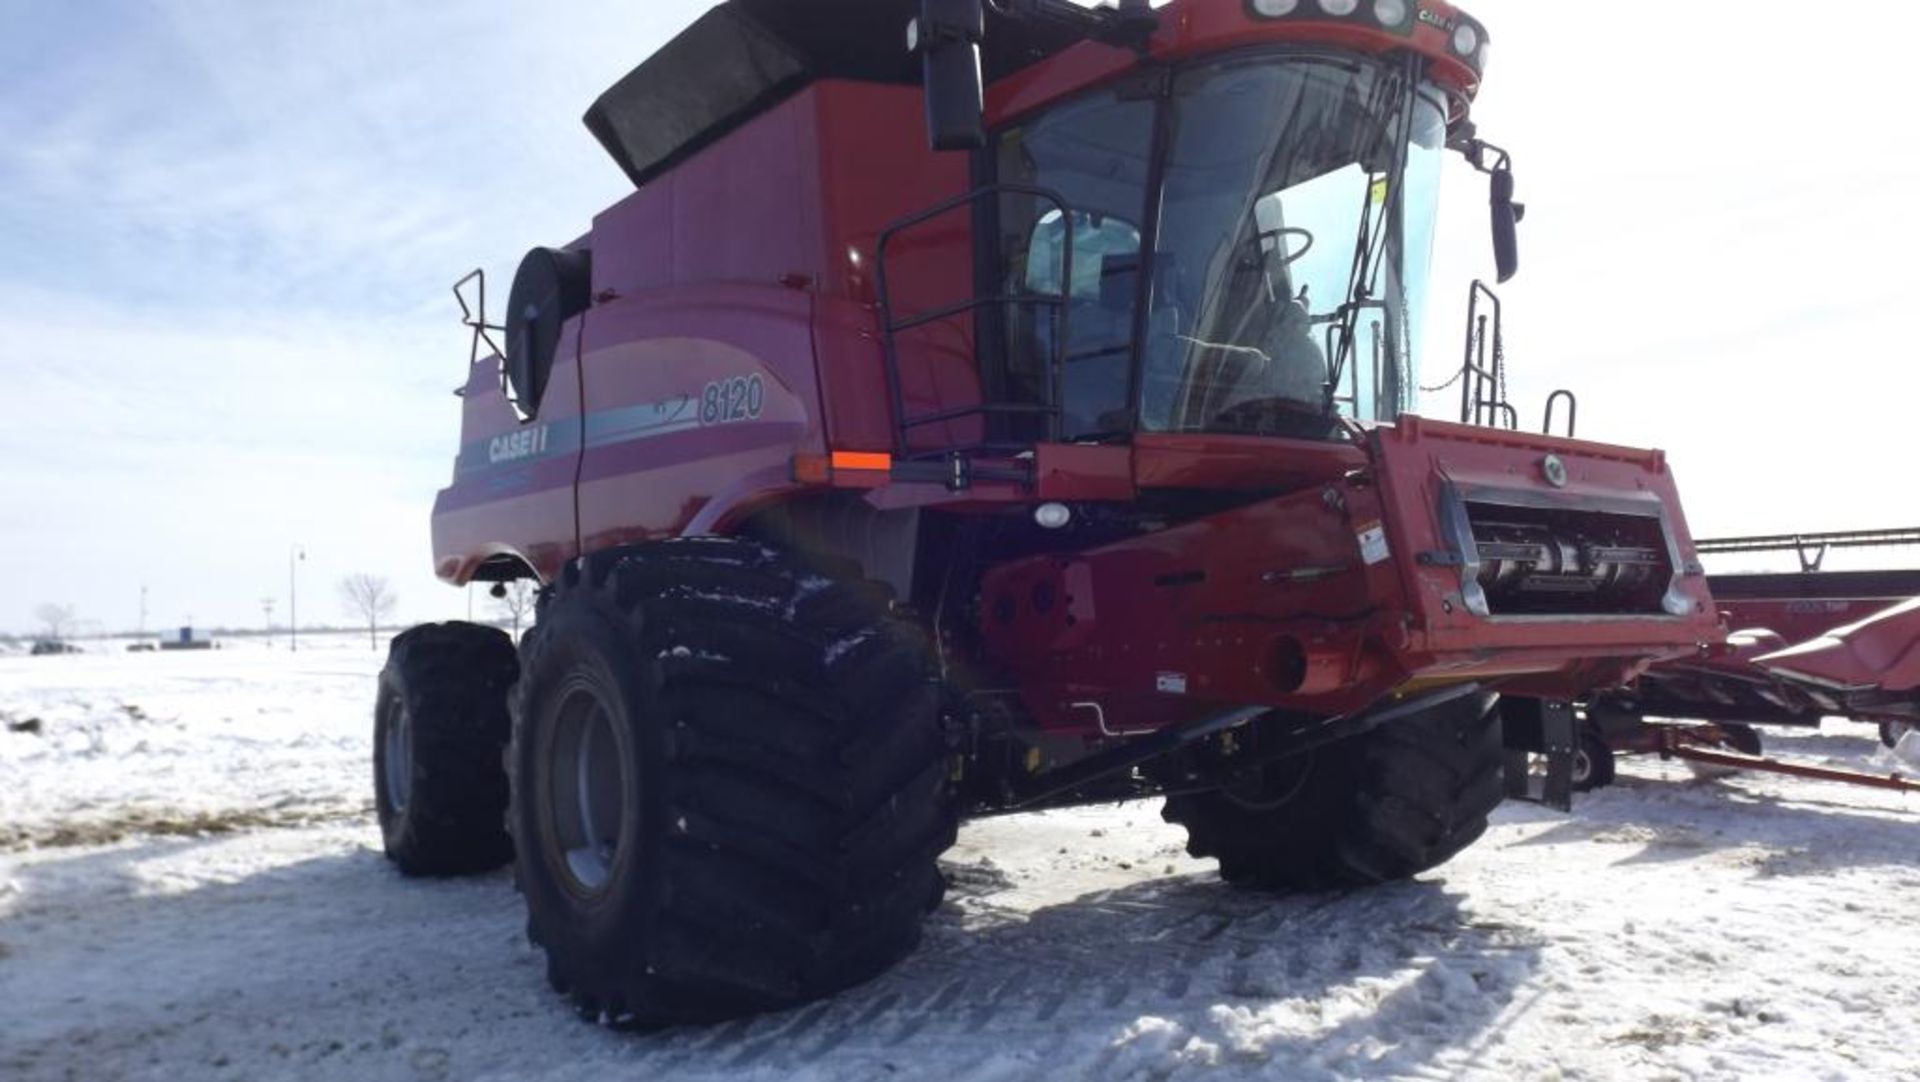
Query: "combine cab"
374 0 1723 1026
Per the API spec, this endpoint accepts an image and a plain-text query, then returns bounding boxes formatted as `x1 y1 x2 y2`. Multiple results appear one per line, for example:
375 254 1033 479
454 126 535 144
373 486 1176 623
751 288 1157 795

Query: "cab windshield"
993 52 1446 440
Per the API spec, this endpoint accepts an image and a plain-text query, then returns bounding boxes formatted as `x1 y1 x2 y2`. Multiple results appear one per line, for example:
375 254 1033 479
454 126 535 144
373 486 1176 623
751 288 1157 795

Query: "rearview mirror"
913 0 986 151
1490 166 1521 284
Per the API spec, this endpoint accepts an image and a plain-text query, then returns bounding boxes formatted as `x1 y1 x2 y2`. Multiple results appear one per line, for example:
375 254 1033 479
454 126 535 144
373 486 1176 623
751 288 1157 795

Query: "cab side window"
994 88 1154 438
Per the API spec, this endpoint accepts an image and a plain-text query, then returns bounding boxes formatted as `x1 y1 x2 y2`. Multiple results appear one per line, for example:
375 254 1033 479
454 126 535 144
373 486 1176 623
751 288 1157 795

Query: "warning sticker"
1357 522 1391 566
1156 672 1188 695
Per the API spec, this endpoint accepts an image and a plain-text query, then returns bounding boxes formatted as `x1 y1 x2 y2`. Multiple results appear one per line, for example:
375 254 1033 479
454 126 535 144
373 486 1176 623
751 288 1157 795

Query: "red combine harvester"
1578 528 1920 790
375 0 1723 1026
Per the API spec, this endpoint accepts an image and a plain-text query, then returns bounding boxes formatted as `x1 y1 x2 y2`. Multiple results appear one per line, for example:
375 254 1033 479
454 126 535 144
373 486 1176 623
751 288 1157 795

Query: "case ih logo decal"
1417 7 1454 31
489 424 552 464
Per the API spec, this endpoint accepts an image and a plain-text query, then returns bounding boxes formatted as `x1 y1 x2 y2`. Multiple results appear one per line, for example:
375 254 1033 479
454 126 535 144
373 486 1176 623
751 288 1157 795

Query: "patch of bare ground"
1 803 373 852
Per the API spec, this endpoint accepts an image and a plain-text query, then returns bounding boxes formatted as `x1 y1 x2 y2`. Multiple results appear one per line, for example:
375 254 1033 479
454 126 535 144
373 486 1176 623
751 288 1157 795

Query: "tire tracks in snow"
639 877 1457 1075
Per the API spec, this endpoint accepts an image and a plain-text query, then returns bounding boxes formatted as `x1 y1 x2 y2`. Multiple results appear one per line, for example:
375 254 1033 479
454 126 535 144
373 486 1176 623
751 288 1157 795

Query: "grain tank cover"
584 0 1086 188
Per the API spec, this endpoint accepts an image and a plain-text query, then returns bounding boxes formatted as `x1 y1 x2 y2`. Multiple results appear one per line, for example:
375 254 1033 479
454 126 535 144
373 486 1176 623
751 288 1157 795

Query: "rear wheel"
509 540 956 1027
1163 692 1505 891
374 622 519 876
1881 721 1914 749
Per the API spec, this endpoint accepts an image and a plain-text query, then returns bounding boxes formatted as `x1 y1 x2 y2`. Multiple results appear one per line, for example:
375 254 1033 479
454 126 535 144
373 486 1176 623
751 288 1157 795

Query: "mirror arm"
1451 136 1521 284
1449 132 1513 178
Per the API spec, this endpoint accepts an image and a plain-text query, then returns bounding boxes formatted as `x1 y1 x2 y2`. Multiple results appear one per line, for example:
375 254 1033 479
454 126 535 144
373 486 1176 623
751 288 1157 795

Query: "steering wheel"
1256 226 1315 267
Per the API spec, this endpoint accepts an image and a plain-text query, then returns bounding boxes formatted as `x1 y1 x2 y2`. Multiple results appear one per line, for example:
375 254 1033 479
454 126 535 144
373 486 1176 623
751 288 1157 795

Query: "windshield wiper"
1324 54 1421 419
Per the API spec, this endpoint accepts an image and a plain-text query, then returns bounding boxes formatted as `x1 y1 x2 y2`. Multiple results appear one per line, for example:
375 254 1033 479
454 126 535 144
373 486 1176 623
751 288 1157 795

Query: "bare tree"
33 603 77 642
338 574 398 651
493 580 538 640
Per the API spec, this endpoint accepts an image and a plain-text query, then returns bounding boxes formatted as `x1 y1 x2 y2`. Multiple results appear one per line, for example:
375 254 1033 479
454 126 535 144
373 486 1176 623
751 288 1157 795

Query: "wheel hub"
542 680 631 896
383 700 412 815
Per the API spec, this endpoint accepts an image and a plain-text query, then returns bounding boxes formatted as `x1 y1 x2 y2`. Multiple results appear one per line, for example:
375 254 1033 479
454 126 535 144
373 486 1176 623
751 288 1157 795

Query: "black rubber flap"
584 0 1087 189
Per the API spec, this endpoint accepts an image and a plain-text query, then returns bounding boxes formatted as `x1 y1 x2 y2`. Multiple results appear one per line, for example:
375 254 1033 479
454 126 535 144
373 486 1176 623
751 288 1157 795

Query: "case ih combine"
374 0 1724 1027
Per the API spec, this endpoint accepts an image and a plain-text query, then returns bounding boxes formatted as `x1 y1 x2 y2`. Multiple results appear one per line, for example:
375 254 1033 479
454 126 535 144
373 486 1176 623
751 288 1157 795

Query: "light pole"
289 544 307 652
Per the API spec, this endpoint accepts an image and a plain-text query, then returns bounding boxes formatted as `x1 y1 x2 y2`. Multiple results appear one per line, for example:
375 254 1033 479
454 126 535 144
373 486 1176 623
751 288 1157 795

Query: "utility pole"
261 598 277 647
138 584 148 637
290 544 307 653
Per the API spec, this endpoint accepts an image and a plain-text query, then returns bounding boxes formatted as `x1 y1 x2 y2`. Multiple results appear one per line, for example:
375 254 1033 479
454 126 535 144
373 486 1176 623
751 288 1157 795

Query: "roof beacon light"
1250 0 1302 15
1317 0 1361 15
1373 0 1409 26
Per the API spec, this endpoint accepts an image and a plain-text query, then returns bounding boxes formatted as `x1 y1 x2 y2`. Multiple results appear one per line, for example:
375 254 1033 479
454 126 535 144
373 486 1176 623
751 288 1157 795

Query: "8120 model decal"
701 374 765 425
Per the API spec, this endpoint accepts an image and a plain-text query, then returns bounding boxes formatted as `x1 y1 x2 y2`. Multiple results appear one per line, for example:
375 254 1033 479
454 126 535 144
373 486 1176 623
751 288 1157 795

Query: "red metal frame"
980 417 1718 731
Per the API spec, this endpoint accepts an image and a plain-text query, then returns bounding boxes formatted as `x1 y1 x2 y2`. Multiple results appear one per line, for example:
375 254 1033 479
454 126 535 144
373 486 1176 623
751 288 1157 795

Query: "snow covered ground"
2 640 1917 1081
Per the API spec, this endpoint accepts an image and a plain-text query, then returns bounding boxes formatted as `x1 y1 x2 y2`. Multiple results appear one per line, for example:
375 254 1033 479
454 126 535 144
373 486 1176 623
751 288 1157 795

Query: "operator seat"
1176 242 1328 429
1240 242 1327 406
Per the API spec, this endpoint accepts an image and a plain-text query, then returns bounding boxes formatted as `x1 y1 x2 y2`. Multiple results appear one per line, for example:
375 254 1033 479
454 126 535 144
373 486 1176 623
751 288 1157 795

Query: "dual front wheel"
508 542 955 1025
376 542 956 1027
373 623 518 875
375 544 1511 1027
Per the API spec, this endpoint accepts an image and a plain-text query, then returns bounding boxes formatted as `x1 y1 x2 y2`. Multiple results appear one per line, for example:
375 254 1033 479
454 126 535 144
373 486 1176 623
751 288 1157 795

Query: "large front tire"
374 622 519 876
509 541 956 1027
1163 693 1505 891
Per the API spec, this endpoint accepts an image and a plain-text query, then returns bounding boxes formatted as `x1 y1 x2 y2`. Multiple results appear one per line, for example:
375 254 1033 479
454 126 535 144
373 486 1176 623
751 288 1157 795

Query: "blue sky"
1 0 1914 635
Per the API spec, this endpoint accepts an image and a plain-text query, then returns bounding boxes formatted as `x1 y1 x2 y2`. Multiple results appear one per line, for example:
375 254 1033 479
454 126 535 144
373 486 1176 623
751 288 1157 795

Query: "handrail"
875 183 1076 458
1543 389 1578 438
1458 280 1512 429
452 268 506 368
